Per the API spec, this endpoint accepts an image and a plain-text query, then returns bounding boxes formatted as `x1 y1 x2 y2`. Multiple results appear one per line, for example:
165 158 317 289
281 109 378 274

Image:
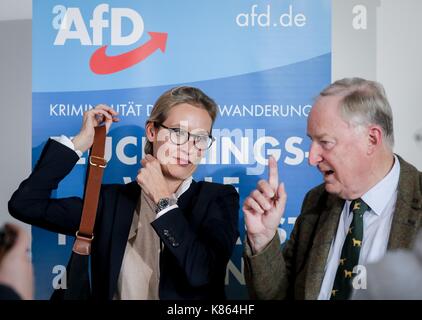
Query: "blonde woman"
9 86 239 300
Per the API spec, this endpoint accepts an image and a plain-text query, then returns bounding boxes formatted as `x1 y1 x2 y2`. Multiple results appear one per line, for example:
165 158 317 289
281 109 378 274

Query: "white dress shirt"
52 135 192 218
318 155 400 300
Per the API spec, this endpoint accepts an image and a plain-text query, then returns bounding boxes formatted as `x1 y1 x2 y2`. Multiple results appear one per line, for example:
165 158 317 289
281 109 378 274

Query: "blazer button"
172 241 179 247
163 229 169 236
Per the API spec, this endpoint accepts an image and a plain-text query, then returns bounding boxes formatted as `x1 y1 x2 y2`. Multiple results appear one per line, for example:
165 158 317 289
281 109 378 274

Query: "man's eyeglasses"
157 124 215 150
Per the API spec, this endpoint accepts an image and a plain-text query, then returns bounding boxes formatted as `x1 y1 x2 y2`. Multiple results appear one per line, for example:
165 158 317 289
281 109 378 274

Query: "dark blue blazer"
0 285 21 300
8 139 239 300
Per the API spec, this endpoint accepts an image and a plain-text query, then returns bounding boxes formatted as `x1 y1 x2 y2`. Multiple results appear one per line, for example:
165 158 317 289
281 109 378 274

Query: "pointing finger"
268 156 279 192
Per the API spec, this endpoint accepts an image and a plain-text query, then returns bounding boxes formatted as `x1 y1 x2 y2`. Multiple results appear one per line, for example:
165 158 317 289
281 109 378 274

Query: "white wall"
376 0 422 169
333 0 422 170
0 0 31 21
1 0 422 228
0 19 31 228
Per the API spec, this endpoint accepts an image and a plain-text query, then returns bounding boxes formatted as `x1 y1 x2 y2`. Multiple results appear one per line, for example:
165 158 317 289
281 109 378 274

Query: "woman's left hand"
137 154 172 203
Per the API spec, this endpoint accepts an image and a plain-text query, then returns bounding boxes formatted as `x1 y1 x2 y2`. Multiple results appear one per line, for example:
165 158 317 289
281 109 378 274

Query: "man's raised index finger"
268 155 279 192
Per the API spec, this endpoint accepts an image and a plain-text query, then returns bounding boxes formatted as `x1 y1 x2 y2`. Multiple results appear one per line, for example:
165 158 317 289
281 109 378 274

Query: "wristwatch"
155 194 178 213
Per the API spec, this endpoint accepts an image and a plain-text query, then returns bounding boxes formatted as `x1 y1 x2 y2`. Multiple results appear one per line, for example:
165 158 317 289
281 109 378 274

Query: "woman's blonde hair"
144 86 218 155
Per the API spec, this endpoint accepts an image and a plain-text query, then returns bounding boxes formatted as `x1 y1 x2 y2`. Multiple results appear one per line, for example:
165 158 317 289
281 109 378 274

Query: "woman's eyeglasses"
158 124 215 150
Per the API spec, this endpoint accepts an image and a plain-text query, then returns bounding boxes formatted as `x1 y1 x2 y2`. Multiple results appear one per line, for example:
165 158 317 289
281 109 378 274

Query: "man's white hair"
319 77 394 149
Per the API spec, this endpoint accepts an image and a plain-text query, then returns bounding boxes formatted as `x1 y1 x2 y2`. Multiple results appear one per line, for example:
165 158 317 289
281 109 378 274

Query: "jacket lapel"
177 180 198 215
107 181 141 299
387 156 422 250
304 195 344 300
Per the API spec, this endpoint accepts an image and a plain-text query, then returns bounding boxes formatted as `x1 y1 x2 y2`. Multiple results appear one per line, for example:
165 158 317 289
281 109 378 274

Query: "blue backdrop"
32 0 331 299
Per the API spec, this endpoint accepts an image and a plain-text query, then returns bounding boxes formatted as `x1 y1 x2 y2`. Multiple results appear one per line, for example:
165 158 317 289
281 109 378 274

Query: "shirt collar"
174 176 193 199
354 155 400 216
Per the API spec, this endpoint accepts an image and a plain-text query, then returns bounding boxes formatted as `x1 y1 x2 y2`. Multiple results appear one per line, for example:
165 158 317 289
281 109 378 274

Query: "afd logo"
52 4 168 74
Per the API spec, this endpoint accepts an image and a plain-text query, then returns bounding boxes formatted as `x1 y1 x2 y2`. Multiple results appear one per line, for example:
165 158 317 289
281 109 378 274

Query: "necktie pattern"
330 199 369 300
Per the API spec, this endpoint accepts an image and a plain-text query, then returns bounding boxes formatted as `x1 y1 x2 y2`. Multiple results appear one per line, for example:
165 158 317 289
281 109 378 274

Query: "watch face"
156 196 177 213
158 198 170 207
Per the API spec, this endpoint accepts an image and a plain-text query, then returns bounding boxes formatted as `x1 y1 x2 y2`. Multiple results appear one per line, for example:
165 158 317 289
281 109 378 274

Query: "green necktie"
330 199 369 300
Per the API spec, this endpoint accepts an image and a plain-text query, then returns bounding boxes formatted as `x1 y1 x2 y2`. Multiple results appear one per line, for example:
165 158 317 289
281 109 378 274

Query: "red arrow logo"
89 32 168 75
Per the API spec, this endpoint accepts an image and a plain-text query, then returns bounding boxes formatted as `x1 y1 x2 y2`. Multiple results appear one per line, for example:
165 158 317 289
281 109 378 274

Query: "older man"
243 78 422 300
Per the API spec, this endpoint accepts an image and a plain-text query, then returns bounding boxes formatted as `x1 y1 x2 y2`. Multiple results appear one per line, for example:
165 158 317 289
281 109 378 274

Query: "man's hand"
72 104 119 153
137 154 172 204
0 224 33 300
243 156 287 254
